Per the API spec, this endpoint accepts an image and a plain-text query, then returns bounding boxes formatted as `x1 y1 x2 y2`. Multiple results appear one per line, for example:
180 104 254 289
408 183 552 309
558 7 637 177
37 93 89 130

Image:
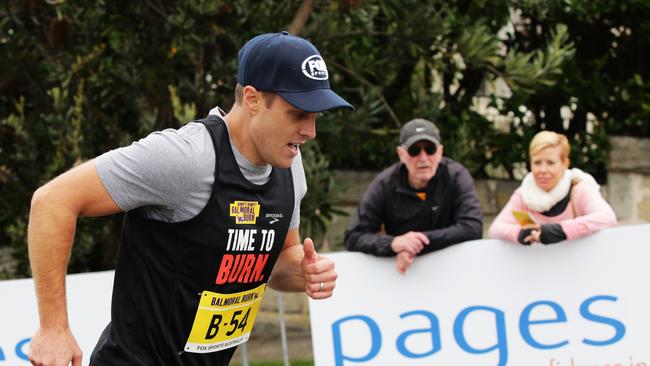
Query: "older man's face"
397 140 444 190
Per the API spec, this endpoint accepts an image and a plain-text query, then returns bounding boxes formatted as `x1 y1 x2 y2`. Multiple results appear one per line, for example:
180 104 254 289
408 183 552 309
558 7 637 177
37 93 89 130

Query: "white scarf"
521 168 599 212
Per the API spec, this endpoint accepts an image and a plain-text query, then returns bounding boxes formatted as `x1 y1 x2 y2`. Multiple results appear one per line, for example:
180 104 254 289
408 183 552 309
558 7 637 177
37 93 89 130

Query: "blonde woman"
488 131 617 244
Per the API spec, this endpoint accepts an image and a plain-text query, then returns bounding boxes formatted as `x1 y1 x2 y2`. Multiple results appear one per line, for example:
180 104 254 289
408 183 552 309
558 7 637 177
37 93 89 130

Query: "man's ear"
242 86 261 113
438 144 444 157
397 146 408 164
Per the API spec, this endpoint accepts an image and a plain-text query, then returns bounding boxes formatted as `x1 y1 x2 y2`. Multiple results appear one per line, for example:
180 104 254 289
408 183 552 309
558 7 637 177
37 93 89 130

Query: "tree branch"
288 0 315 36
145 0 167 19
329 59 402 128
318 31 392 41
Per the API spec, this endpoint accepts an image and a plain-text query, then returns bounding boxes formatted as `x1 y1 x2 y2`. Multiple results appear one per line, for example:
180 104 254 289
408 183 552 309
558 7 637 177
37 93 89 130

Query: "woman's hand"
519 223 541 244
524 229 541 244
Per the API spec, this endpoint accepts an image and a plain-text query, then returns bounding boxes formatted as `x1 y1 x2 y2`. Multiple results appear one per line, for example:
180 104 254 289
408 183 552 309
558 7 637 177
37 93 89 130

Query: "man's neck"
224 107 265 166
408 177 429 190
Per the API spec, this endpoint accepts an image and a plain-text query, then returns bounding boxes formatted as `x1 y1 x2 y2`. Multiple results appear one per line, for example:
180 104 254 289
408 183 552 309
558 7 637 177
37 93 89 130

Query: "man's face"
397 140 443 190
249 93 317 169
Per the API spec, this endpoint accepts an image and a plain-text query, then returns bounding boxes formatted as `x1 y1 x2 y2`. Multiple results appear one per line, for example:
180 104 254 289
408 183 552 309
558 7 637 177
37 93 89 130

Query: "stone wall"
321 172 522 248
0 247 15 279
607 136 650 223
320 136 650 248
2 137 648 337
257 136 650 324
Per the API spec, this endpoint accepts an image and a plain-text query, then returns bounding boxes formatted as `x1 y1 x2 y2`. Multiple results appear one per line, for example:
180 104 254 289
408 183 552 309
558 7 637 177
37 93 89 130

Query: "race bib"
183 284 266 353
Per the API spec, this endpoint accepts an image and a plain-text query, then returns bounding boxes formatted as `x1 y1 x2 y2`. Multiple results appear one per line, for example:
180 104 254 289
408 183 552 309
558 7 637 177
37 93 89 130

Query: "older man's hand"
391 231 429 256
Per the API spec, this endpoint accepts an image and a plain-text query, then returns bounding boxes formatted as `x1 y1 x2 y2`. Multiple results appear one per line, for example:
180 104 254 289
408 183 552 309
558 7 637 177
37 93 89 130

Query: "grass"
230 361 313 366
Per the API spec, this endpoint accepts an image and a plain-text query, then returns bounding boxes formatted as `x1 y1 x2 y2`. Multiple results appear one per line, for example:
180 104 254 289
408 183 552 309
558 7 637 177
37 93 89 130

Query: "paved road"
230 310 314 364
231 329 313 363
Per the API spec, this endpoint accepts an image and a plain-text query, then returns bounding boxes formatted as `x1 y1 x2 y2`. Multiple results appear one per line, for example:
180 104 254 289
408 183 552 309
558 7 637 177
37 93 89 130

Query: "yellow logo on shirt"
230 201 260 224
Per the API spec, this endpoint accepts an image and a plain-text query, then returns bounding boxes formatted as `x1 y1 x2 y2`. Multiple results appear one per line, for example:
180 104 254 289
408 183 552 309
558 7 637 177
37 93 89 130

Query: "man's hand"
301 238 337 300
396 251 415 274
28 326 82 366
391 231 429 256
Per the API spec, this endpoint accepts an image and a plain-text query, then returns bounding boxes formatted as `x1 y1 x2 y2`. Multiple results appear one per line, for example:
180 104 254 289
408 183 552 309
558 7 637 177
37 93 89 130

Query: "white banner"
309 224 650 366
0 271 113 366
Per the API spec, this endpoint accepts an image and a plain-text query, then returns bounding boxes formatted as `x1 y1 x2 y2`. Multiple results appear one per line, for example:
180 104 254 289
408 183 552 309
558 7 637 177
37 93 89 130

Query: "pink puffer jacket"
488 182 618 243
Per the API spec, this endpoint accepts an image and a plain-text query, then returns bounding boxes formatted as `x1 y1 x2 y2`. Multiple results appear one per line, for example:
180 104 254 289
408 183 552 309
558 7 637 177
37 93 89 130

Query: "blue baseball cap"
237 31 354 112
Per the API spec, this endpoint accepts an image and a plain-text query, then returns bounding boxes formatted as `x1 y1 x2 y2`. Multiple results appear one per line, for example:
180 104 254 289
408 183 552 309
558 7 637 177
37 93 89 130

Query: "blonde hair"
529 131 570 161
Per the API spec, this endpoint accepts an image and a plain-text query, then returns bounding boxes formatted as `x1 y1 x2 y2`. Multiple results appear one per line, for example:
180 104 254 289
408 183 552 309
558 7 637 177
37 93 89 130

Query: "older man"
345 118 482 273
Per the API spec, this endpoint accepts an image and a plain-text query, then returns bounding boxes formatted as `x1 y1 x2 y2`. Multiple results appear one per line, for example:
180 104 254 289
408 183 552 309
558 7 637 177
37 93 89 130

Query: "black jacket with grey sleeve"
344 158 483 256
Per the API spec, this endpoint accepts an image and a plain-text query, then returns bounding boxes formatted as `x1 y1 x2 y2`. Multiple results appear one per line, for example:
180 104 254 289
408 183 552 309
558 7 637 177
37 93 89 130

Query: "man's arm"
345 172 429 257
268 228 337 299
28 160 121 366
343 177 398 256
419 167 483 255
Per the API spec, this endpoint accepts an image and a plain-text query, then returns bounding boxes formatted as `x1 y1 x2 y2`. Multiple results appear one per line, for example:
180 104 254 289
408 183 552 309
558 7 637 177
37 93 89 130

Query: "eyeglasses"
407 144 436 157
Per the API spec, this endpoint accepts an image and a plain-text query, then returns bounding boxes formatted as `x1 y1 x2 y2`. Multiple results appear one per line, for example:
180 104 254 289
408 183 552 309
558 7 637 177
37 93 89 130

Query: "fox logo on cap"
302 55 328 80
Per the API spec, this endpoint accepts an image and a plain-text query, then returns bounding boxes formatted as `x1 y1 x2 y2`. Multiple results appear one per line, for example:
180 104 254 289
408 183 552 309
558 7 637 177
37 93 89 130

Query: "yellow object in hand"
512 210 537 227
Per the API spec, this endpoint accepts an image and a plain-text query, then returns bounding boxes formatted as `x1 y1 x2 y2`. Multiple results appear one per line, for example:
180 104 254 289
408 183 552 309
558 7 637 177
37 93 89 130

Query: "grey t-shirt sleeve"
96 119 307 227
290 150 307 230
95 122 215 222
